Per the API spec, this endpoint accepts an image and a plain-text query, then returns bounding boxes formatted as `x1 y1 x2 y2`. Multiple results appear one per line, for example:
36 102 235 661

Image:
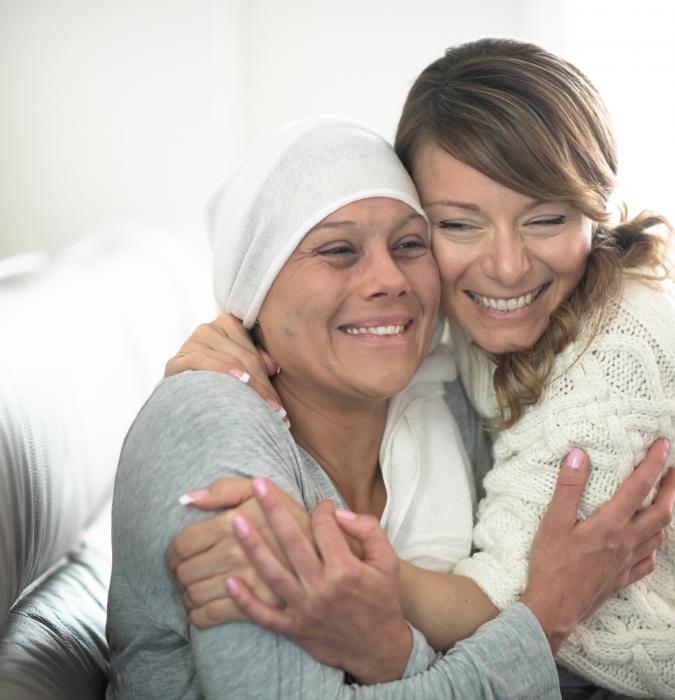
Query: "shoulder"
113 370 299 547
123 370 290 464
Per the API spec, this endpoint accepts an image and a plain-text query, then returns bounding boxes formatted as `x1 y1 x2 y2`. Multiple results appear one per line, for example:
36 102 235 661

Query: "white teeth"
344 324 406 336
470 286 543 311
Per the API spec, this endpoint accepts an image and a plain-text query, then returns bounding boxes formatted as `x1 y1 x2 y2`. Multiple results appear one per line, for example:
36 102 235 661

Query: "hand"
225 479 412 684
163 314 285 418
522 440 674 654
166 476 310 628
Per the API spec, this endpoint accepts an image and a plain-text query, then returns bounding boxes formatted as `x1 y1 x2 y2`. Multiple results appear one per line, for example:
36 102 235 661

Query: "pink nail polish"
566 447 585 469
227 369 251 385
233 515 250 537
663 439 671 458
335 508 357 521
225 577 241 596
266 398 282 412
178 489 209 505
252 478 269 498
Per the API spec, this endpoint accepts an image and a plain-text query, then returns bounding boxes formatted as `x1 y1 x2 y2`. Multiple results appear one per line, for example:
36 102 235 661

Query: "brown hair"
395 38 672 428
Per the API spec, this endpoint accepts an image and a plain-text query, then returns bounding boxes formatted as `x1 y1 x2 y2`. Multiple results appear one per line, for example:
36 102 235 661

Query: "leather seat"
0 225 212 699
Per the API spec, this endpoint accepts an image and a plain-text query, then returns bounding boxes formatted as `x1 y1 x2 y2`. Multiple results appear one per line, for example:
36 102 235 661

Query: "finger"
251 479 323 583
600 439 670 523
655 466 675 512
259 348 279 376
540 448 590 531
173 540 243 588
310 500 355 568
333 508 396 568
183 571 282 610
628 493 673 545
178 477 255 511
232 515 307 606
166 513 233 571
630 530 666 567
224 577 293 634
189 597 248 629
627 553 658 586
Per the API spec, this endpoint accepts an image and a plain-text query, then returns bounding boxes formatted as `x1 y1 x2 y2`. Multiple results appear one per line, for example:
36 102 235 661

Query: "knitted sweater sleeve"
453 280 675 699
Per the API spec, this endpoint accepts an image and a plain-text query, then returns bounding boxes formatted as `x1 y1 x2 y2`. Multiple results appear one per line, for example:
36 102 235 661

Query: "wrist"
520 587 575 655
346 618 412 684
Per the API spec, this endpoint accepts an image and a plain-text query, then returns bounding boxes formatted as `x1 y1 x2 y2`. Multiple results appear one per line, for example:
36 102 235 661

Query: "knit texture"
452 279 675 698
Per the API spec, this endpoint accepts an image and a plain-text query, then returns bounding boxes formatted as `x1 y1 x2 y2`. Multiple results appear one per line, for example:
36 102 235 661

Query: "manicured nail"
178 489 209 505
252 478 269 498
335 508 357 521
265 399 287 419
662 439 671 459
566 448 585 469
233 515 250 538
227 369 250 384
225 577 241 596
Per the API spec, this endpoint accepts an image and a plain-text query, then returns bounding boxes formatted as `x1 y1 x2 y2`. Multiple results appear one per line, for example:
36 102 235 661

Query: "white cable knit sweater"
451 279 675 699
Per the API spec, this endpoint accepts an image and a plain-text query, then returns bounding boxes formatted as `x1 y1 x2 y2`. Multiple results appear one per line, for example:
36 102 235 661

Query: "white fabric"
207 117 474 572
0 225 213 633
380 341 475 571
452 279 675 698
206 116 427 327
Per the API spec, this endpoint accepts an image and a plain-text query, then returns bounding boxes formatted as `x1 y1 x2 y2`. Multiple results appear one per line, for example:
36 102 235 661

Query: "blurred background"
1 0 674 260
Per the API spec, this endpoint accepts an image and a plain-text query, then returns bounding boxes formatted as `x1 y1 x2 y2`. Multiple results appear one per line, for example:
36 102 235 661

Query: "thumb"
178 477 254 510
259 348 279 377
334 509 395 567
542 448 590 531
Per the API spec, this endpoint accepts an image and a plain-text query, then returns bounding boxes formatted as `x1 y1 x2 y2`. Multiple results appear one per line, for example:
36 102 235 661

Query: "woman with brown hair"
165 39 675 698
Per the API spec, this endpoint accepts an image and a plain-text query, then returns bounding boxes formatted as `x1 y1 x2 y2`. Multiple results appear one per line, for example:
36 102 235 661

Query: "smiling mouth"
339 321 412 336
466 283 549 312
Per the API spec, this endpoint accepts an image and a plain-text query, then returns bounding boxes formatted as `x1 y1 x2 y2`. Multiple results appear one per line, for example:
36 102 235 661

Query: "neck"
274 376 388 517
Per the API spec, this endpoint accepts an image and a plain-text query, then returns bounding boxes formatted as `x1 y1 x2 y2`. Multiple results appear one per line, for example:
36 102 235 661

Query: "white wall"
0 0 244 257
1 0 673 258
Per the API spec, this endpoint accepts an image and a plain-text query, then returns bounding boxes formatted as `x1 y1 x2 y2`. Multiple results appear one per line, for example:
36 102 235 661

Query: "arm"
114 372 559 698
225 445 671 659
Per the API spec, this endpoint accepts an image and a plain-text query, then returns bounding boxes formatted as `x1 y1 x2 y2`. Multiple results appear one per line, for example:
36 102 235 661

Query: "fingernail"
233 515 250 538
566 448 585 469
227 369 250 385
335 508 357 521
178 489 209 505
282 416 291 429
265 399 287 419
225 577 241 596
252 478 269 498
275 366 281 375
663 439 671 459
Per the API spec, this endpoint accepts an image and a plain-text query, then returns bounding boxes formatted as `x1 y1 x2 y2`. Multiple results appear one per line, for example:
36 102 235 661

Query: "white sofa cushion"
0 224 213 632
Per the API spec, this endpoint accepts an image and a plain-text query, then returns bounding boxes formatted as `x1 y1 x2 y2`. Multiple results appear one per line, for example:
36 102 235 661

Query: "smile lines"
467 284 547 311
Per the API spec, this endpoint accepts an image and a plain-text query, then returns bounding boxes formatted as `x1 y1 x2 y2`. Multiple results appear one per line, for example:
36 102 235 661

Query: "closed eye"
318 246 356 256
529 215 566 226
437 221 476 231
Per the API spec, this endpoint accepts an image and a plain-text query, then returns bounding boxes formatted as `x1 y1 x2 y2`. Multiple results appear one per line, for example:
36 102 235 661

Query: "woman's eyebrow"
424 199 482 212
424 198 549 212
393 212 426 231
310 220 357 232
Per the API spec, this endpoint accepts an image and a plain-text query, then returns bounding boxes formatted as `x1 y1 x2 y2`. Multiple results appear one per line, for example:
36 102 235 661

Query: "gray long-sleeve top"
106 371 560 699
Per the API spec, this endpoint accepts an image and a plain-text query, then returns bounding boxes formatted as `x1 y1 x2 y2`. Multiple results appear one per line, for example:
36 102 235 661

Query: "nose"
480 228 531 287
360 249 411 300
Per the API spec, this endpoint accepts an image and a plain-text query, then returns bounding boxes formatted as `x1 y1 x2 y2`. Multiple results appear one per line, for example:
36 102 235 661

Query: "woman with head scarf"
105 115 664 699
162 39 675 699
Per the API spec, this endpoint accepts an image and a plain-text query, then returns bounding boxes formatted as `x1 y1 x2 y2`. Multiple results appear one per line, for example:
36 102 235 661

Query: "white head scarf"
207 116 474 571
207 116 427 326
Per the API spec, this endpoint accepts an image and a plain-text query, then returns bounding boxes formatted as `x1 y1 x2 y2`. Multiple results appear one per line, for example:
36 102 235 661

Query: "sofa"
0 225 214 699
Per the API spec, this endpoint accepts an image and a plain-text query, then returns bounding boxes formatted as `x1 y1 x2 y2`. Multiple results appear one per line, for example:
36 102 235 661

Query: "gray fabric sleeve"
108 371 559 699
401 623 439 677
